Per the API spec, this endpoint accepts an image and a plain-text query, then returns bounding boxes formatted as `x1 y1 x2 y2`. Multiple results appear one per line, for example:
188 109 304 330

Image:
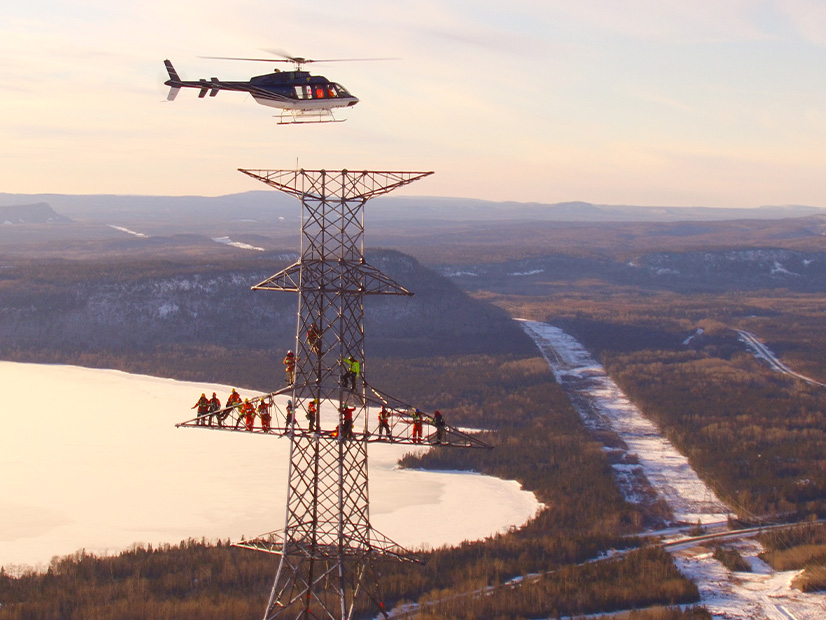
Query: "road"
734 329 826 388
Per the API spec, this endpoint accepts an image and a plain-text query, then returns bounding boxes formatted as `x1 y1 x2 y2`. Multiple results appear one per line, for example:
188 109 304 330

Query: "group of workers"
192 323 448 441
284 349 361 393
192 389 273 431
192 390 448 443
281 322 363 393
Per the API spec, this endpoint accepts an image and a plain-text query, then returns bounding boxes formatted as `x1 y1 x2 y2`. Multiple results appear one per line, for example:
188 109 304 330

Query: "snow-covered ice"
0 361 540 569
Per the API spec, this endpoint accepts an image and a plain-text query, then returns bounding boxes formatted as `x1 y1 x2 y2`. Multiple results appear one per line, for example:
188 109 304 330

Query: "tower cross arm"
238 169 434 201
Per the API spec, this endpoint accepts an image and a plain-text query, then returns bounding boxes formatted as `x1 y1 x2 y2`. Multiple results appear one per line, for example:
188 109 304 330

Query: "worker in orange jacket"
225 388 242 428
258 398 271 432
193 393 209 426
411 409 423 444
242 399 256 431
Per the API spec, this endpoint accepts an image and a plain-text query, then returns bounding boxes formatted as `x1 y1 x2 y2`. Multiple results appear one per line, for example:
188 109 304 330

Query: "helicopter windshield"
293 83 351 100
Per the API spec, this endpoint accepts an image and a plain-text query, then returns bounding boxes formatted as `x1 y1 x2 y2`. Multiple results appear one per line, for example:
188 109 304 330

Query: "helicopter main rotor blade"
296 57 400 63
203 56 400 64
263 49 400 64
200 56 293 63
199 52 400 68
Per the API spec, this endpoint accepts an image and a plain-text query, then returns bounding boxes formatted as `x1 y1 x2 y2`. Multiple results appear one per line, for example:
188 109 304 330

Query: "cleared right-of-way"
520 320 826 620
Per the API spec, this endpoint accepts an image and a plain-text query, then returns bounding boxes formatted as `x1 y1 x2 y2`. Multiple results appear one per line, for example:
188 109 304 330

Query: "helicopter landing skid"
276 109 345 125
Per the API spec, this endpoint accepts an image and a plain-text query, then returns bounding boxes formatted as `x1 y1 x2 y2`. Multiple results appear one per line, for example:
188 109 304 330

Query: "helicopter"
163 52 380 124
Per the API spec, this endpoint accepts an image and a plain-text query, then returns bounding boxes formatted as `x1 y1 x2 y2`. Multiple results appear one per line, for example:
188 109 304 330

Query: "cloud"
777 0 826 46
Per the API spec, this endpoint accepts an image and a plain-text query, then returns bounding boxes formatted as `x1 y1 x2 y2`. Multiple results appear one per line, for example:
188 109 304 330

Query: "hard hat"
201 393 205 397
287 350 293 355
244 398 249 403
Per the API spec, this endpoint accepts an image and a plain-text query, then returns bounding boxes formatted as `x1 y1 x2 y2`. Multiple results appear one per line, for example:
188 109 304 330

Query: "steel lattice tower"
179 169 489 620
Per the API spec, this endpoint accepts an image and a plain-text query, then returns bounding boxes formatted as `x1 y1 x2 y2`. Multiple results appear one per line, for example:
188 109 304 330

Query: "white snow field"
675 539 826 620
0 361 540 569
519 320 826 619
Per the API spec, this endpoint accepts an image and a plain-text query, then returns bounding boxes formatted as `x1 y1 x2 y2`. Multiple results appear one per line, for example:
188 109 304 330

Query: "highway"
734 329 826 388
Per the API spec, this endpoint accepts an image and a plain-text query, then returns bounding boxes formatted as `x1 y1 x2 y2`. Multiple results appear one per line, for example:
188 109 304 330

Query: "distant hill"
0 249 532 383
0 202 71 225
372 197 826 223
0 191 822 228
441 248 826 295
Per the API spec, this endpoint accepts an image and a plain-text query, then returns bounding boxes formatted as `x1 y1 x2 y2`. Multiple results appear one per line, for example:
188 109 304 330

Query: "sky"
2 0 826 206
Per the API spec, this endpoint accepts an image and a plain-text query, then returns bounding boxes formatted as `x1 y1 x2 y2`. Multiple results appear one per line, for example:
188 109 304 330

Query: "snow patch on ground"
108 225 147 238
211 236 265 251
674 539 826 619
771 261 799 277
683 328 704 346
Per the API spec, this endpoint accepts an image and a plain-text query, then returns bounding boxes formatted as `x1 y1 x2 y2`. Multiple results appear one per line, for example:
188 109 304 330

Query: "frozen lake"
0 361 540 569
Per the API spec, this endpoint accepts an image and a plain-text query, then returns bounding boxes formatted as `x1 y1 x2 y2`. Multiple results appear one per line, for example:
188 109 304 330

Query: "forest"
0 350 707 619
5 211 826 617
0 540 708 620
0 255 707 618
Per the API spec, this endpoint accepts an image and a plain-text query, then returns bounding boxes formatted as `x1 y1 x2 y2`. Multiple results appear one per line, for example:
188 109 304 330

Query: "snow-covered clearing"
675 539 826 619
519 319 729 525
108 225 147 238
211 236 265 251
519 320 826 619
0 361 540 569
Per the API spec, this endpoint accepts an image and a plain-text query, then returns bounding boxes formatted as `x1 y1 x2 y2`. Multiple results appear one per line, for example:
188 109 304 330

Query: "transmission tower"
178 169 490 619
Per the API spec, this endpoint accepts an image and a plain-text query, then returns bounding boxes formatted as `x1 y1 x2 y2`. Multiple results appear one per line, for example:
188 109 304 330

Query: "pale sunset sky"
2 0 826 206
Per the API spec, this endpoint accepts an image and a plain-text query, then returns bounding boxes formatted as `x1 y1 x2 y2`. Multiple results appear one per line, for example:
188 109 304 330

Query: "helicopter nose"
347 97 359 106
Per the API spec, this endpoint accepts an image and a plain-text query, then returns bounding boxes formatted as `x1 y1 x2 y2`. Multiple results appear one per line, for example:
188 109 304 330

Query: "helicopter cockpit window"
327 85 338 98
333 83 350 97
